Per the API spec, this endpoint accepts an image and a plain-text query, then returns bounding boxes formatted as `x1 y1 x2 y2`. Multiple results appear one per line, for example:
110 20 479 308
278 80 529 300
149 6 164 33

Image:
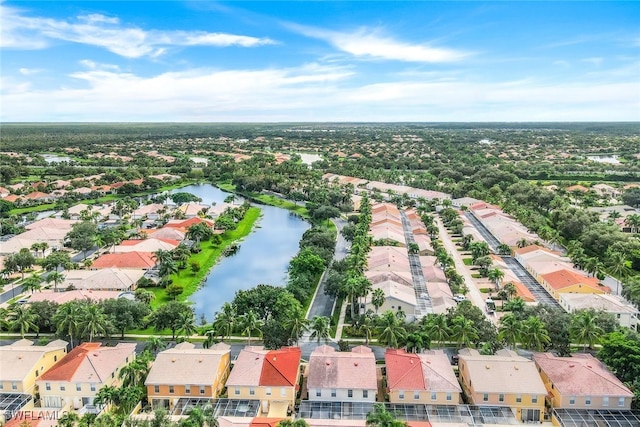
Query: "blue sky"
1 1 638 122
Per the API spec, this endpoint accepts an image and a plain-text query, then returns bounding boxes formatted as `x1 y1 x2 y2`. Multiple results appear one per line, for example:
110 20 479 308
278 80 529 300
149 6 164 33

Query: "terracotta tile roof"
513 282 536 302
307 345 376 390
25 218 76 230
27 290 122 304
541 269 608 292
250 418 284 427
260 347 301 387
2 194 23 203
25 191 50 200
534 353 633 397
385 349 461 393
227 346 301 388
165 217 214 229
92 251 156 269
38 343 135 383
513 245 549 255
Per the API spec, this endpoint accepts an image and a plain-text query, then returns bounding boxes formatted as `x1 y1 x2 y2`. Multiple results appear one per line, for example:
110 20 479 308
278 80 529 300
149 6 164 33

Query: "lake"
171 184 310 320
587 154 620 164
42 154 72 163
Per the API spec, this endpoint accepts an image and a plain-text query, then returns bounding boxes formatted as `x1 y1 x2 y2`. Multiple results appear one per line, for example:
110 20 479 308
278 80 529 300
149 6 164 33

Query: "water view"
42 154 72 163
587 154 620 164
170 184 310 320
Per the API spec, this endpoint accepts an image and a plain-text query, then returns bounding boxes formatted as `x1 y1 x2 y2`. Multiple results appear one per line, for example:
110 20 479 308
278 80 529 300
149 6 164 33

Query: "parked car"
453 294 467 303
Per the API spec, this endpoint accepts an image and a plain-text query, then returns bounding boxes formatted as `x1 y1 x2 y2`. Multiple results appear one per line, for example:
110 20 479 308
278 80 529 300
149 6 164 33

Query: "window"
363 390 368 399
250 387 255 396
603 396 609 407
516 394 522 403
585 396 591 405
36 371 39 377
431 392 437 401
90 384 96 392
446 392 452 401
0 383 3 390
12 382 17 391
76 384 81 391
154 385 159 393
414 391 419 400
316 390 321 397
60 385 65 391
532 395 538 404
266 387 272 396
169 386 174 394
185 385 191 394
569 396 575 405
234 387 240 395
280 388 286 397
619 397 625 407
54 355 57 362
399 390 405 400
200 386 205 395
499 393 505 402
483 393 489 402
348 390 353 398
45 383 51 391
331 389 337 398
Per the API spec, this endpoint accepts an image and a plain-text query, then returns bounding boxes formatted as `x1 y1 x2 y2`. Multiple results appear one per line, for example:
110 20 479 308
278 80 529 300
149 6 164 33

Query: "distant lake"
587 154 620 164
299 153 322 165
190 157 208 166
42 154 71 163
171 184 310 321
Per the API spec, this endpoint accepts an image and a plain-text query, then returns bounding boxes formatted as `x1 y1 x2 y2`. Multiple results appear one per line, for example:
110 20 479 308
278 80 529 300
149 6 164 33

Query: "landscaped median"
148 206 261 308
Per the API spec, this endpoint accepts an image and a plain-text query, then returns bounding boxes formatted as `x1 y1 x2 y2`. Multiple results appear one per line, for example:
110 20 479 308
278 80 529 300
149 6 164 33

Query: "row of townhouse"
322 173 451 201
468 202 540 249
514 245 638 330
1 340 635 425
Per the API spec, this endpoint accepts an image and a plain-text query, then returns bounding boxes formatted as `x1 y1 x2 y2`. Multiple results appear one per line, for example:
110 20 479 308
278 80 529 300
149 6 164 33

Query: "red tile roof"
165 217 214 229
260 347 301 387
92 251 156 269
39 343 101 381
534 353 633 397
250 418 284 427
385 349 425 390
541 269 608 292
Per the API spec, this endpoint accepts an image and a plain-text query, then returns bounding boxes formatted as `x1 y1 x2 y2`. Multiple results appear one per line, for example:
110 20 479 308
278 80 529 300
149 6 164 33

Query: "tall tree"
309 315 331 344
8 305 39 338
366 403 407 427
570 310 605 352
377 311 407 349
240 309 264 344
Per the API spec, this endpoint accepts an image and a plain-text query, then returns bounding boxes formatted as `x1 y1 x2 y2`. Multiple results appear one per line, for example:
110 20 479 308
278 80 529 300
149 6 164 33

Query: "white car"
453 294 467 303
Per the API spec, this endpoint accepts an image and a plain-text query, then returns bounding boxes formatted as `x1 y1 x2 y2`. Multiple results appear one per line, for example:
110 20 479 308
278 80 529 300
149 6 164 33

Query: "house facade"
145 342 231 410
0 340 68 395
306 345 377 403
458 349 546 423
36 343 136 411
385 349 461 405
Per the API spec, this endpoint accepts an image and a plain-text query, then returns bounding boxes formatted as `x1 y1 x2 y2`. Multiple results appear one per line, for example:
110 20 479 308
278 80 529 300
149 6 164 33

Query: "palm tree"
342 276 362 319
187 222 213 247
94 385 118 408
359 315 375 345
498 314 522 349
496 243 511 255
501 282 518 302
23 274 42 293
606 251 630 294
277 420 309 427
521 316 550 351
46 271 65 292
487 268 505 289
8 305 39 338
309 315 331 344
377 311 407 349
625 213 640 234
172 244 191 269
240 310 264 344
422 314 450 347
144 336 166 355
284 315 309 346
371 288 385 314
58 412 80 427
54 301 83 348
366 403 407 427
569 310 604 352
213 302 236 342
82 304 111 342
119 352 152 387
178 310 197 340
451 315 478 348
584 257 604 278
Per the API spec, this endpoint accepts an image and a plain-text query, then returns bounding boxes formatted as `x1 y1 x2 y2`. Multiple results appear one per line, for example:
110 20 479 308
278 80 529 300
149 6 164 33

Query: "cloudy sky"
1 1 639 122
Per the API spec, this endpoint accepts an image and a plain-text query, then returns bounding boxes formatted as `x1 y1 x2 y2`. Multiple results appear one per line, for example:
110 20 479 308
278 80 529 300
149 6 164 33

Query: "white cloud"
0 4 275 58
19 67 43 75
2 63 638 122
552 60 571 68
582 57 603 66
289 24 469 63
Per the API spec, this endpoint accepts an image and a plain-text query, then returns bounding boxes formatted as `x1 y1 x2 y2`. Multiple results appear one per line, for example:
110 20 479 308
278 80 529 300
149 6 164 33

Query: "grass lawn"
147 206 261 309
462 258 473 265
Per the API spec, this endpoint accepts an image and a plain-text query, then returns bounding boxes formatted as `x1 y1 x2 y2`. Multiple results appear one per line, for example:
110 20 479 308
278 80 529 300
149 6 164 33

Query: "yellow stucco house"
0 339 68 395
534 352 633 413
225 346 301 418
36 342 136 411
385 348 461 405
145 342 231 410
458 349 546 423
